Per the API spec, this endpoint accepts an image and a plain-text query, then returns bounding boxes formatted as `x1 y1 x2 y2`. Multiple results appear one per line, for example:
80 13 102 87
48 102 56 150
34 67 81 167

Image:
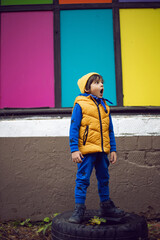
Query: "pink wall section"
0 11 54 108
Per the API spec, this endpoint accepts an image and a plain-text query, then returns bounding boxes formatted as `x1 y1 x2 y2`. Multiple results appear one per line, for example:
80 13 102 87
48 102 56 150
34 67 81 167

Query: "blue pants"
75 152 110 204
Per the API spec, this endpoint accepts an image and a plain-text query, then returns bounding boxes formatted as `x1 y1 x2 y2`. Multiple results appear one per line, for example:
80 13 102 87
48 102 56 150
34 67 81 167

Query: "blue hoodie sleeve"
109 114 116 152
69 103 82 153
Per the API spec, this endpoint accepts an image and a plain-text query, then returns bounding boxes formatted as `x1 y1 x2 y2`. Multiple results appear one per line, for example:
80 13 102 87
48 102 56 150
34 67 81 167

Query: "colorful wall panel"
120 9 160 106
0 11 55 108
1 0 53 5
60 9 116 107
59 0 112 4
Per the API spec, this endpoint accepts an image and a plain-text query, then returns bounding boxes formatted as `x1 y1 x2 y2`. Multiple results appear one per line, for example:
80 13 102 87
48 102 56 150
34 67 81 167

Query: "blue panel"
60 9 117 107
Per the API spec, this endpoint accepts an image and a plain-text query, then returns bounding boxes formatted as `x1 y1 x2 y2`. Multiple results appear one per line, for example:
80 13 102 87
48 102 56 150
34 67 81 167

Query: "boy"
69 72 124 224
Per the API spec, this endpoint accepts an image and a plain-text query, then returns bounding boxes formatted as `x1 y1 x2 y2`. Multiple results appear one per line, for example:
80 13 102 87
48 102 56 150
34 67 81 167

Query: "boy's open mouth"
100 89 103 94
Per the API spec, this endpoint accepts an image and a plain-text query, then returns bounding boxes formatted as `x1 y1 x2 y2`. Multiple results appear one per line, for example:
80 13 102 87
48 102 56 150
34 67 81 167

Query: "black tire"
52 210 148 240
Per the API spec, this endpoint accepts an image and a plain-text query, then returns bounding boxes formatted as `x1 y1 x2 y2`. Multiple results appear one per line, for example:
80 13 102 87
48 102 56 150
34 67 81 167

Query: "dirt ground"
0 219 160 240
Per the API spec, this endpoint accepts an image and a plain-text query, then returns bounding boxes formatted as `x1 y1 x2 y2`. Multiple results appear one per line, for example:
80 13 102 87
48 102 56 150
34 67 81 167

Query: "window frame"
0 0 160 117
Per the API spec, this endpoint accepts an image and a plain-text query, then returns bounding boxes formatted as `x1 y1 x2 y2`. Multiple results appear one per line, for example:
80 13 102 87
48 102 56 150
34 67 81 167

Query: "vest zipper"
97 104 104 152
83 125 89 145
91 97 104 152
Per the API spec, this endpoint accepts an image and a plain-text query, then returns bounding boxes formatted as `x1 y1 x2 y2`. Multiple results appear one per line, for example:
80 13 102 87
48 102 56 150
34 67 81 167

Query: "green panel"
1 0 53 5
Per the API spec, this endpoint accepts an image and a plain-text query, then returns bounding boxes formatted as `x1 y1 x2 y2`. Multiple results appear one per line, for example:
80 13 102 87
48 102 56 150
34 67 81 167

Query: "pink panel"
1 11 54 108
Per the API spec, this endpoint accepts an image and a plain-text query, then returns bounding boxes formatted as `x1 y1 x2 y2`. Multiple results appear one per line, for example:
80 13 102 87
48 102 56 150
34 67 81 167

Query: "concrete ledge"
0 115 160 137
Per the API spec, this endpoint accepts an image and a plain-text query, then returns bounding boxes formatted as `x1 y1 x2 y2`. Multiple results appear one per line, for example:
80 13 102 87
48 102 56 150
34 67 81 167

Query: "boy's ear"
85 89 90 93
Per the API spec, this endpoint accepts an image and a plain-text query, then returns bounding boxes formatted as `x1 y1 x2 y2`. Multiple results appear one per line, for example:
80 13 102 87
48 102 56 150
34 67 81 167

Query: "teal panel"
60 9 117 107
1 0 53 5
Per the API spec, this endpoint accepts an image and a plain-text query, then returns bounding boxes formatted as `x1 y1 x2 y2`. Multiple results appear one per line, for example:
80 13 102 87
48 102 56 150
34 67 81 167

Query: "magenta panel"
119 0 160 2
1 11 54 108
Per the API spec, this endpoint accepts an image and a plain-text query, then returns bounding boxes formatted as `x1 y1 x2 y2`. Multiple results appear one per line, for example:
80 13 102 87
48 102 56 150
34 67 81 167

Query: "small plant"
11 219 32 228
37 213 60 235
12 220 21 227
10 213 60 236
89 216 106 225
148 221 160 240
20 218 32 227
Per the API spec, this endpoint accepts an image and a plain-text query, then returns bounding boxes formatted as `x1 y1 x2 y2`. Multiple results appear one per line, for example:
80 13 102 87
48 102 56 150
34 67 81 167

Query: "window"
60 9 116 107
120 9 160 106
59 0 112 3
0 1 160 112
1 0 53 5
1 11 54 108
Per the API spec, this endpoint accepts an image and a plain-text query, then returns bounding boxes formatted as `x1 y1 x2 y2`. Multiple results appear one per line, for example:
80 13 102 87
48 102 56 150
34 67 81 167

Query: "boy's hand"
110 151 117 164
72 151 84 163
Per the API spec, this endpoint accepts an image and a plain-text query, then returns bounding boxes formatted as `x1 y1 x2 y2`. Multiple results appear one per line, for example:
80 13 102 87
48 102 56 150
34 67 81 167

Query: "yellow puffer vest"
74 95 110 155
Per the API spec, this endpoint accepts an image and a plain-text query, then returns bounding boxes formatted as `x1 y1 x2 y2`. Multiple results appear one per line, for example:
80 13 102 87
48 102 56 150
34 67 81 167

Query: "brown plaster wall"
0 136 160 221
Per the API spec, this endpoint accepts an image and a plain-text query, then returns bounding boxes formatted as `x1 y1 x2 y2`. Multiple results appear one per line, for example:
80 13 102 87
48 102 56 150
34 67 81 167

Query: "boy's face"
86 78 104 98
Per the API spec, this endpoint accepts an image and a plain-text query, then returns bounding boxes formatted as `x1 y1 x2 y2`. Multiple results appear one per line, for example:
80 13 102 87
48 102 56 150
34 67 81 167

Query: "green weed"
36 213 60 235
89 216 106 225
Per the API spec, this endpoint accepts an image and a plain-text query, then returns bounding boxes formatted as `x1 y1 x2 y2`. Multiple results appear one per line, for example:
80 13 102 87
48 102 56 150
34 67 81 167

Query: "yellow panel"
120 9 160 106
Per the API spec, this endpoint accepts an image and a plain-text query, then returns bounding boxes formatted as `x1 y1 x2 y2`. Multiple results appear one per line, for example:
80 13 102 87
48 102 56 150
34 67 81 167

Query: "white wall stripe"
0 115 160 137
